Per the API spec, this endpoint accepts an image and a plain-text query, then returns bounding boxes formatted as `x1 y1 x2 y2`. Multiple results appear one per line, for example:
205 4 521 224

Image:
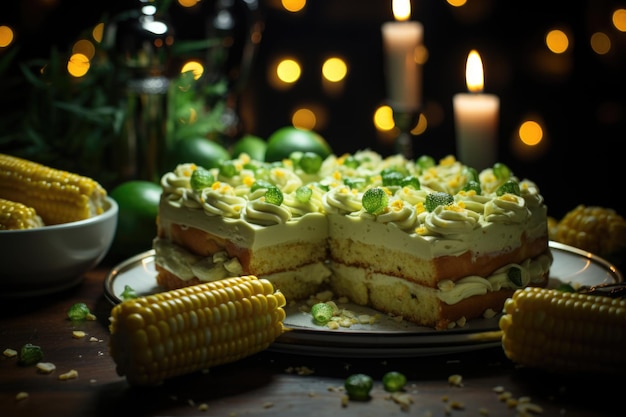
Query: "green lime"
167 137 230 172
109 180 162 258
382 371 407 392
231 134 267 161
265 126 332 163
344 373 374 401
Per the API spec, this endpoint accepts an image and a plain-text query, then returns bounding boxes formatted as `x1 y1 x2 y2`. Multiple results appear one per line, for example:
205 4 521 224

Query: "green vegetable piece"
242 162 258 172
289 151 304 166
67 302 91 320
120 285 138 301
299 152 323 174
496 179 521 196
190 167 214 192
264 186 284 205
313 182 330 192
381 170 404 187
416 155 435 171
253 166 270 181
343 155 360 169
362 187 389 215
382 371 407 392
310 302 334 324
345 373 374 401
493 162 511 180
218 160 238 178
463 166 479 182
556 283 576 293
400 175 420 189
19 343 43 366
295 185 313 203
251 179 274 193
424 192 454 212
462 180 481 194
507 266 523 287
344 177 366 190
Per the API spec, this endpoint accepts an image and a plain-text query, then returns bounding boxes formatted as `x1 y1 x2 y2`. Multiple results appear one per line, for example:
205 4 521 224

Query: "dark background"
2 0 625 219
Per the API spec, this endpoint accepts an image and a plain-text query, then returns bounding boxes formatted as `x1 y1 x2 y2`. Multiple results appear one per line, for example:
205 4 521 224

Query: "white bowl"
0 196 118 298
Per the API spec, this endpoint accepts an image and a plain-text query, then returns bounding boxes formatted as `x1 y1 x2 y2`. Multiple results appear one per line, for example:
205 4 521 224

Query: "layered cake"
154 151 551 329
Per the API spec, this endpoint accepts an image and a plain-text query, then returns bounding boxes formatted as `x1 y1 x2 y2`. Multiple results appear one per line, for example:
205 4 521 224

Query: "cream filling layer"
331 251 551 305
154 237 330 285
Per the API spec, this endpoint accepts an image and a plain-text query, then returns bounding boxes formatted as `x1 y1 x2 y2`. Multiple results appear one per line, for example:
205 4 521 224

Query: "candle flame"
392 0 411 21
465 50 484 93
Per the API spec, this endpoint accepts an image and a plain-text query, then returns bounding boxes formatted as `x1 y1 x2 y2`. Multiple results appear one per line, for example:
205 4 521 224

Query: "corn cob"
549 204 626 262
109 275 287 386
0 153 107 225
499 287 626 374
0 198 44 230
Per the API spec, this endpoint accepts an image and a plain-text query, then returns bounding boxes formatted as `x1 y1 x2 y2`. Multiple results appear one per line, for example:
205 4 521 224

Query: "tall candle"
381 0 423 111
453 50 500 171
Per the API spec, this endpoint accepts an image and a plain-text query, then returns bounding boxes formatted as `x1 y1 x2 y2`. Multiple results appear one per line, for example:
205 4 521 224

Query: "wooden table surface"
0 265 620 417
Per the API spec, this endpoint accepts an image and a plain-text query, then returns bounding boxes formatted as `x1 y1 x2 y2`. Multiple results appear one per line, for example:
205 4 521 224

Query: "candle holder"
391 107 421 159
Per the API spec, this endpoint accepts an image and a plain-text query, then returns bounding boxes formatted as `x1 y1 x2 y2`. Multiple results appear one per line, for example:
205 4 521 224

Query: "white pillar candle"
381 2 423 112
453 50 500 171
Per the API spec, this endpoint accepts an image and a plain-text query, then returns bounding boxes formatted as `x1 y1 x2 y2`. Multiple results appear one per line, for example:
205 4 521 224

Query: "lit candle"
381 0 423 111
453 50 500 171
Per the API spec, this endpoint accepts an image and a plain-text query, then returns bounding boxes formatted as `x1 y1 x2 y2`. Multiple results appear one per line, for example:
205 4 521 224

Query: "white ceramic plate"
104 241 622 357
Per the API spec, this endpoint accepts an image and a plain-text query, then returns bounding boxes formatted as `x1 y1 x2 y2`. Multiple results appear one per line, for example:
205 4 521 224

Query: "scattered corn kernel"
517 402 544 415
450 400 465 410
389 392 413 411
448 374 463 387
58 369 79 380
72 330 87 339
16 392 29 401
36 362 56 373
3 348 17 358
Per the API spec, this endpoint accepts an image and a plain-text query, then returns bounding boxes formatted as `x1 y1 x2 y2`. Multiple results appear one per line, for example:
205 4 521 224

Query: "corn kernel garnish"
243 175 254 187
440 155 456 166
391 200 404 211
499 194 518 203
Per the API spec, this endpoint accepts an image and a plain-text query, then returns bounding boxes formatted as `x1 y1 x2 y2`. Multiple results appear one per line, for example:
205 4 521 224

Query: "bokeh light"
321 57 347 83
0 25 14 48
181 60 205 80
276 58 302 84
67 53 90 78
545 29 569 54
282 0 306 13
